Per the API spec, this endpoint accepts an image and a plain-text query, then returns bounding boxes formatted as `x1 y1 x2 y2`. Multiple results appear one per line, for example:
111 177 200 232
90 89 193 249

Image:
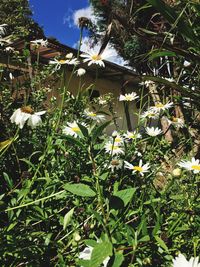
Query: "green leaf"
63 208 74 230
91 121 111 142
85 239 98 248
78 123 89 138
152 219 160 236
148 50 176 61
62 135 84 147
144 198 161 205
0 139 12 152
89 241 112 267
139 235 150 242
155 236 168 251
3 172 13 189
99 172 109 181
64 183 96 197
114 188 136 206
112 253 124 267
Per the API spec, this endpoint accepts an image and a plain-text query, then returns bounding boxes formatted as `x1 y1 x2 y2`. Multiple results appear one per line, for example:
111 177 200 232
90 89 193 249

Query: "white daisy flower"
112 131 124 144
10 107 46 129
167 117 184 128
80 49 113 68
124 130 141 140
79 246 110 267
172 253 200 267
141 110 159 120
27 111 46 128
105 142 124 156
119 92 139 102
150 101 173 113
31 39 48 47
84 109 105 122
49 58 79 70
66 58 80 66
124 159 150 176
108 159 123 172
146 127 162 137
63 121 82 138
178 157 200 174
76 68 86 77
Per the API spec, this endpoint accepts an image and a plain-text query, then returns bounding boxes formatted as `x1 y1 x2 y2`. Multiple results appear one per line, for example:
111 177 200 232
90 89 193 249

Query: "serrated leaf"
63 208 74 230
114 188 136 206
64 183 96 197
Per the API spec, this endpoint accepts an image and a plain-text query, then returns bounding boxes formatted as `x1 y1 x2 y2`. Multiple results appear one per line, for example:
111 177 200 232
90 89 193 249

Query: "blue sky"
29 0 89 47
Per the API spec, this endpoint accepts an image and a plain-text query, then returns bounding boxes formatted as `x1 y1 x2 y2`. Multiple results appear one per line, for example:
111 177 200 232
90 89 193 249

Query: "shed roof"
4 38 139 84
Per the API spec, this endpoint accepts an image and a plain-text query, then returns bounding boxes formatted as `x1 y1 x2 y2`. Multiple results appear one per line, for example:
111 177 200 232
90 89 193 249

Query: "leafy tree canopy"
0 0 44 39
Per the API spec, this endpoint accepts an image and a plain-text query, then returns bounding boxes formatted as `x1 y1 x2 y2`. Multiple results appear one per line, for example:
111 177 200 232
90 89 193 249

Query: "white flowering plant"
0 26 200 267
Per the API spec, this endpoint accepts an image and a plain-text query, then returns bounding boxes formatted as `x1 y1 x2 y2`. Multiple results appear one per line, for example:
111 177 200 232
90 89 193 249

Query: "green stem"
88 144 112 242
56 28 83 129
5 190 65 212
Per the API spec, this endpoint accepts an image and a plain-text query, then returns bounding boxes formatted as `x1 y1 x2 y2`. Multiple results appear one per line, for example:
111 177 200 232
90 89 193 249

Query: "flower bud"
172 168 181 177
74 232 81 242
112 130 118 138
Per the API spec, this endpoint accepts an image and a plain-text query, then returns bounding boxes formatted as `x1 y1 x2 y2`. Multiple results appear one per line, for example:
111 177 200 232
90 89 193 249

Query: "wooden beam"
0 62 29 72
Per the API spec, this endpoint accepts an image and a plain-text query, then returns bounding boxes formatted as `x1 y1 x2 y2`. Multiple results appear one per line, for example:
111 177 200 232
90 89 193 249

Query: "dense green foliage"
0 0 43 39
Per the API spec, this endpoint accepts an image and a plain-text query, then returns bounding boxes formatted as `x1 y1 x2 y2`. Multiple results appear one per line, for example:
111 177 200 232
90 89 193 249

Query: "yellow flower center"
89 112 97 117
155 103 164 108
191 165 200 170
111 160 120 166
133 166 143 172
21 106 33 114
92 54 102 61
149 113 156 117
72 127 80 133
115 137 122 142
172 117 178 122
59 59 66 64
125 95 132 101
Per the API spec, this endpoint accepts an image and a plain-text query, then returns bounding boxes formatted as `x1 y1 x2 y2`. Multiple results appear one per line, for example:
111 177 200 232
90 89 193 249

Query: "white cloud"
75 36 130 68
